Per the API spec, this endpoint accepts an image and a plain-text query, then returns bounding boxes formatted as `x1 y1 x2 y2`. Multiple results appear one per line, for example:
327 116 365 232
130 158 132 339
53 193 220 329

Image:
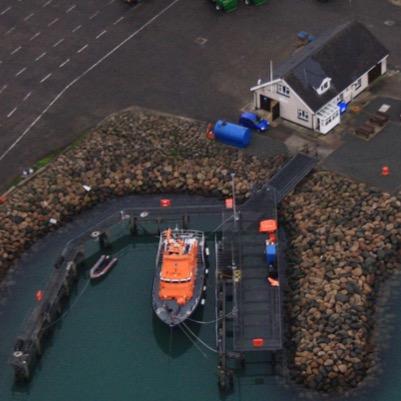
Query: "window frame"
354 78 362 90
277 83 290 97
297 109 309 122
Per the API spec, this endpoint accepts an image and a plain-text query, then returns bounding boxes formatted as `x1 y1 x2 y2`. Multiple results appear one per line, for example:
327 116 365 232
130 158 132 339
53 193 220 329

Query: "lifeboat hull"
152 229 206 327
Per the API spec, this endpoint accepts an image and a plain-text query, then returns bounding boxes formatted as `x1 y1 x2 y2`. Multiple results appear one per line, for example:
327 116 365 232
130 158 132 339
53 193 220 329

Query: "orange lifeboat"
159 228 198 305
153 228 206 327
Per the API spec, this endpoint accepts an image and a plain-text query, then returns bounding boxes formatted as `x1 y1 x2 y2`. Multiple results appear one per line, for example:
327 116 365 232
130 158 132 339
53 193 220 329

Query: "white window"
297 109 309 121
315 77 331 95
277 83 290 97
354 78 362 90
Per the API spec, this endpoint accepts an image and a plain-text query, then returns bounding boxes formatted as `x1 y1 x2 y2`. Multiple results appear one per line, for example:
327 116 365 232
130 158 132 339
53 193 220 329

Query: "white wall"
255 80 313 129
381 56 388 75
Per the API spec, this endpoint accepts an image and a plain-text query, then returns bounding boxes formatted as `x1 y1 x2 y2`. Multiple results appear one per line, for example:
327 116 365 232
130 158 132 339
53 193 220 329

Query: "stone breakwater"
1 107 400 393
281 171 401 393
0 108 284 282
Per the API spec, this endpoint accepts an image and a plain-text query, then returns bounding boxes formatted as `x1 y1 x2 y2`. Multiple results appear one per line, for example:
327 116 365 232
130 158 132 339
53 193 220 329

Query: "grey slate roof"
273 21 389 112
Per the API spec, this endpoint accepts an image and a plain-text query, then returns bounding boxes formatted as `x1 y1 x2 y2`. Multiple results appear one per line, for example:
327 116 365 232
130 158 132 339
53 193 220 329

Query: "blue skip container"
213 120 251 148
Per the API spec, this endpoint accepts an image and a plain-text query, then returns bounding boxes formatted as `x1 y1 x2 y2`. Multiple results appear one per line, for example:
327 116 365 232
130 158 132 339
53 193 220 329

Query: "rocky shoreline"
0 108 284 282
281 172 401 393
0 107 400 393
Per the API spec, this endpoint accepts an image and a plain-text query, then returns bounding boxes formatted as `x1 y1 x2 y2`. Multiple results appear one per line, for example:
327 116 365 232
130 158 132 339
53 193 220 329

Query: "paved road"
1 0 401 190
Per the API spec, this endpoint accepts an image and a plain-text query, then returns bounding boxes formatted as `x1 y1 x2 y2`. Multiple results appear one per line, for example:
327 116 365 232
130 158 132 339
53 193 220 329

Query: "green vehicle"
211 0 238 12
211 0 266 12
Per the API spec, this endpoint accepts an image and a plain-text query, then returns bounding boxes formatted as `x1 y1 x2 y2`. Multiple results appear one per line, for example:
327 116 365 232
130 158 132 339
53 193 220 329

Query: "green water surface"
0 197 400 401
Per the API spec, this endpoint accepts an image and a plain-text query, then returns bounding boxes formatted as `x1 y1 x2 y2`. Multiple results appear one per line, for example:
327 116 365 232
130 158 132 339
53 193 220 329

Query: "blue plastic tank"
213 120 251 148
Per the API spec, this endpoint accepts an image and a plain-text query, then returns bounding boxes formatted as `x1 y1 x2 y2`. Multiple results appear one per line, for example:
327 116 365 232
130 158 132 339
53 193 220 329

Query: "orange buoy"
225 198 233 209
252 338 265 348
35 290 44 302
206 123 215 140
381 165 390 176
206 130 215 140
160 199 171 208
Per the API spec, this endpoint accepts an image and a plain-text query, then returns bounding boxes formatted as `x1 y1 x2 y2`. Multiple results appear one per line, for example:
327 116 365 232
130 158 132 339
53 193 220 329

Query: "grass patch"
34 154 57 169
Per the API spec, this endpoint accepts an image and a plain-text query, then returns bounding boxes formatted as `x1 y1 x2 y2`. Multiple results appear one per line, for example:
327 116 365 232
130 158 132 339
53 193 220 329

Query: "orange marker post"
381 166 390 176
252 338 265 348
225 198 233 209
160 199 171 208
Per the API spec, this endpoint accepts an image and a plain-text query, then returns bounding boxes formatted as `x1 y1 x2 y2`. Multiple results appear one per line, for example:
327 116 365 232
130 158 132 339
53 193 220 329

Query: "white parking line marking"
1 6 11 16
0 85 7 94
23 91 32 101
7 107 17 118
35 51 46 61
24 12 34 21
42 0 53 7
96 30 107 39
40 73 52 83
113 16 125 25
30 31 41 41
53 38 64 47
89 10 99 20
59 58 70 68
72 24 81 32
16 67 26 77
48 17 59 27
0 0 180 163
66 4 76 13
77 44 88 53
11 46 21 55
5 26 15 35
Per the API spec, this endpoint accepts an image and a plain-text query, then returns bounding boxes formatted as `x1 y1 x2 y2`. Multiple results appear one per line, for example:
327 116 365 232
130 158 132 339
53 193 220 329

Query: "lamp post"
231 173 238 221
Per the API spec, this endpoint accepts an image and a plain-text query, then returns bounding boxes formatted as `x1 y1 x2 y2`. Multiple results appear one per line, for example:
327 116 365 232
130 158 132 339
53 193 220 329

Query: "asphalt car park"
1 0 401 189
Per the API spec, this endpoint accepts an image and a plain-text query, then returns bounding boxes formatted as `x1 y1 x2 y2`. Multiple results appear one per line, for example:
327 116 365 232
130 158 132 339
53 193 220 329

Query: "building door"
260 95 271 111
368 62 382 84
272 101 280 120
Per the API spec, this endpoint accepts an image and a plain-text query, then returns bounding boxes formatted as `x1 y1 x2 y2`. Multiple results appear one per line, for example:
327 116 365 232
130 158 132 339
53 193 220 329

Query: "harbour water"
0 195 400 401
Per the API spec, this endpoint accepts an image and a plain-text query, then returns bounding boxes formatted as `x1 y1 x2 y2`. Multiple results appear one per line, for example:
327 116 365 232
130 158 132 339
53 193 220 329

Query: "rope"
44 278 90 329
178 324 208 359
181 322 217 353
187 309 234 324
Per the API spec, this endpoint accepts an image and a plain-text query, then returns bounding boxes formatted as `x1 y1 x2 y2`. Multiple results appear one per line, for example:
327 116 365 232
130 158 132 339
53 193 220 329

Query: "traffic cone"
381 166 390 176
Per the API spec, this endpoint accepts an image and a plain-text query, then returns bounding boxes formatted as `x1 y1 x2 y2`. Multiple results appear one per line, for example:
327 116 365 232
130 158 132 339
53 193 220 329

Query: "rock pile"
281 170 401 393
0 108 284 281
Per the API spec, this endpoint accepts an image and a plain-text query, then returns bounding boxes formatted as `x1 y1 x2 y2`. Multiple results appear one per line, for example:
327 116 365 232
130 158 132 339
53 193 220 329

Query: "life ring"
90 230 101 239
13 351 23 358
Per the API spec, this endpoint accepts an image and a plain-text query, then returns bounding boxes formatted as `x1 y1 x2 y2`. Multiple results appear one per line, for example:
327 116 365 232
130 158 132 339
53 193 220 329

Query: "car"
239 112 269 132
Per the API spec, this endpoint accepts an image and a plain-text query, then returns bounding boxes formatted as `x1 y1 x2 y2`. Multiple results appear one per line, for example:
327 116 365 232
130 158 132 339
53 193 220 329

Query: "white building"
251 21 389 134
